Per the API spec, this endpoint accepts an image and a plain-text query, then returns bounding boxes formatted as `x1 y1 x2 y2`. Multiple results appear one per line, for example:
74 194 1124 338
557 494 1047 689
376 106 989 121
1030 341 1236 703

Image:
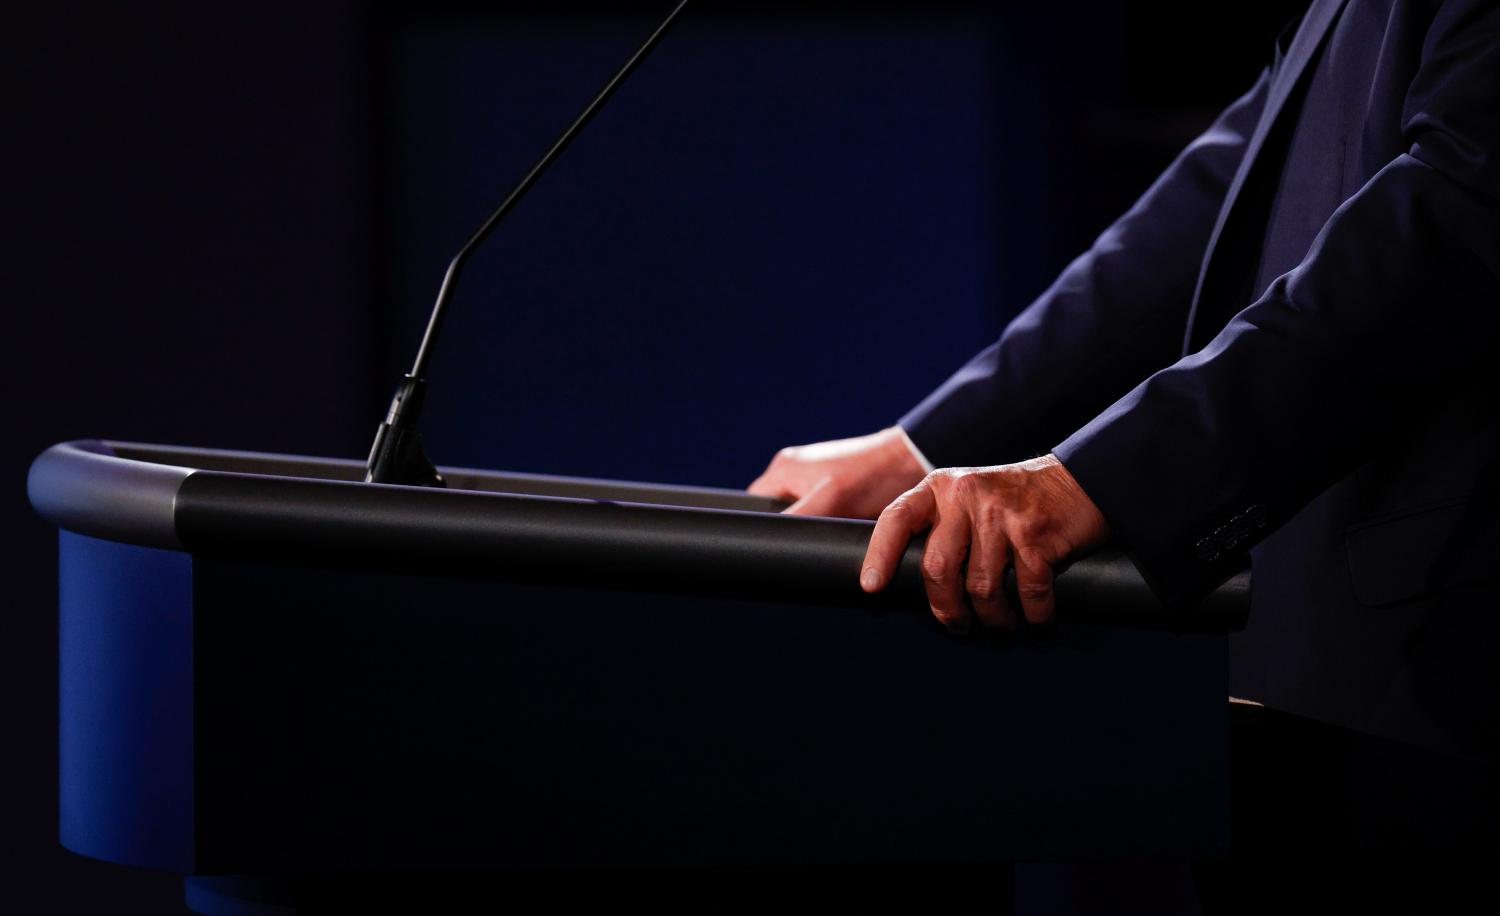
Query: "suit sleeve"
898 63 1276 468
1052 0 1500 609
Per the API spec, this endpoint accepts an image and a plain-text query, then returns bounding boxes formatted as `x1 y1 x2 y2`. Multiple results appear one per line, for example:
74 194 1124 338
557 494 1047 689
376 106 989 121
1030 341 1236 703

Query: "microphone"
365 0 692 486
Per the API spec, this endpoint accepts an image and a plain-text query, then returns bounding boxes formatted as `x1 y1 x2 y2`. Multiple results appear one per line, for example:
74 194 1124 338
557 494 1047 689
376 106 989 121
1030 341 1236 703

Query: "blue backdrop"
379 13 1038 487
5 3 1302 911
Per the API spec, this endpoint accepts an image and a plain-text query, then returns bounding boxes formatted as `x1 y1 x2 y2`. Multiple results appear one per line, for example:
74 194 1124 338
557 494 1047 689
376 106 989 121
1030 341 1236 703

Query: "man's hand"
860 454 1111 633
747 426 928 519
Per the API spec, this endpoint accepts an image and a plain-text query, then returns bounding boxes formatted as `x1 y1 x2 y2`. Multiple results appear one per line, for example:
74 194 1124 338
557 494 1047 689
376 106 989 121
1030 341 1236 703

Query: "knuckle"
1014 518 1049 545
1016 580 1053 602
951 472 984 500
927 468 960 489
775 446 801 464
966 576 1001 601
921 552 951 583
975 500 1004 529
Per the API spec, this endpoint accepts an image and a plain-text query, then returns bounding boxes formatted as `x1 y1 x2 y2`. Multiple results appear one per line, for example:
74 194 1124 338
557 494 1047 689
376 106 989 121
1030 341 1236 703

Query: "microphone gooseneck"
365 0 692 486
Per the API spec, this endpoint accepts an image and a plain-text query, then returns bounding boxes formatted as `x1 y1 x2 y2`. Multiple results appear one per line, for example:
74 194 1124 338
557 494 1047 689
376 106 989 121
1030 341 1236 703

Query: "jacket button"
1195 536 1223 562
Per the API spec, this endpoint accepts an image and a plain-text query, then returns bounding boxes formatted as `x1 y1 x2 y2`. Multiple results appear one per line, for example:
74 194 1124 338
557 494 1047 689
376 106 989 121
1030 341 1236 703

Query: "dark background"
3 1 1300 911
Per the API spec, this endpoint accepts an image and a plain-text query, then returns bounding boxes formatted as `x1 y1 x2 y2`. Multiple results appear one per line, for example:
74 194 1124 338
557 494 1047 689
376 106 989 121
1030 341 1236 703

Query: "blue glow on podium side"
58 531 194 871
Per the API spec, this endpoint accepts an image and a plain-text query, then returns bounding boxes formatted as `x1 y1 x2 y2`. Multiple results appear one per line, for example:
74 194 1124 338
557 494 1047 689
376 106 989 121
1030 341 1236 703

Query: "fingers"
921 510 973 635
1013 547 1056 626
746 469 792 500
861 482 936 593
863 465 1070 633
785 475 837 516
966 518 1018 631
747 446 798 499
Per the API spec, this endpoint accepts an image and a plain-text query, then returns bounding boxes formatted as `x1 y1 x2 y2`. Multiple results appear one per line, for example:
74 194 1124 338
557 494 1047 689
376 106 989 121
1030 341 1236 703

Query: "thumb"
785 475 839 516
747 466 794 498
747 475 786 498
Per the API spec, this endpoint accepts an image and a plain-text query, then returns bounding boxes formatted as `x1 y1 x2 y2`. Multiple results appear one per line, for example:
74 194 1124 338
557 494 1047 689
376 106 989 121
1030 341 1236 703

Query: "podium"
29 440 1247 913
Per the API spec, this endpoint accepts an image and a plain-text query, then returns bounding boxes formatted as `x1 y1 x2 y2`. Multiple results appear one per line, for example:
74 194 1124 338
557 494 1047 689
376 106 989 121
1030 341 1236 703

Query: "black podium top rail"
27 440 1248 631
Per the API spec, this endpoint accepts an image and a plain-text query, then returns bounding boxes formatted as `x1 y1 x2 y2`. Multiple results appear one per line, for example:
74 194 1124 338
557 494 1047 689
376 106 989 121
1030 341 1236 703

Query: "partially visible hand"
747 426 928 519
860 454 1110 633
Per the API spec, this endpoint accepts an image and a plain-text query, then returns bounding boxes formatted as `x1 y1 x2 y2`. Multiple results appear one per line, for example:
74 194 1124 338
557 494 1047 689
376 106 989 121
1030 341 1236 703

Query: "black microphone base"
365 422 445 488
365 375 446 488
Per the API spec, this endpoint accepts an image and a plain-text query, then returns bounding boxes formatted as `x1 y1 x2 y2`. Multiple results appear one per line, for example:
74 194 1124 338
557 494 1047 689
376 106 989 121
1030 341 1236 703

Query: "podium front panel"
34 440 1243 874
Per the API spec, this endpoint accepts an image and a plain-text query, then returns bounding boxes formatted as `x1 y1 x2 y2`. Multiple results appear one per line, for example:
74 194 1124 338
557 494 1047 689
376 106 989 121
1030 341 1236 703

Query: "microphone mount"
366 0 691 486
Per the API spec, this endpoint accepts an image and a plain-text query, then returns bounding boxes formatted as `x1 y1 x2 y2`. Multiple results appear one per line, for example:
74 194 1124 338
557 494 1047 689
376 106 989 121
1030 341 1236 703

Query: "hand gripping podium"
29 440 1248 912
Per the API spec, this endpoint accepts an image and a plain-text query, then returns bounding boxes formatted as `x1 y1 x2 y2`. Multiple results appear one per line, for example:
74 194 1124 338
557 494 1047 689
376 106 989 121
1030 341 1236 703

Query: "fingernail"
861 568 881 591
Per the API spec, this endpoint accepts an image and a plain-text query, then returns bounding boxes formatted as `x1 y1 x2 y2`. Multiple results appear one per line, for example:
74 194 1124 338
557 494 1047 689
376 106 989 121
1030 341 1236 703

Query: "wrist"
1041 452 1112 548
888 425 935 475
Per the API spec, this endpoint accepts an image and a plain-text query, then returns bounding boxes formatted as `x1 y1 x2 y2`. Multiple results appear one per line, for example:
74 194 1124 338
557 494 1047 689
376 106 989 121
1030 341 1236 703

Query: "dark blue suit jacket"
901 0 1500 762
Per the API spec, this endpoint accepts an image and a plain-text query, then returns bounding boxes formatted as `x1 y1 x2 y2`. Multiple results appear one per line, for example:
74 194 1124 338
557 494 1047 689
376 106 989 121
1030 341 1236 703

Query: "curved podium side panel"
59 532 194 871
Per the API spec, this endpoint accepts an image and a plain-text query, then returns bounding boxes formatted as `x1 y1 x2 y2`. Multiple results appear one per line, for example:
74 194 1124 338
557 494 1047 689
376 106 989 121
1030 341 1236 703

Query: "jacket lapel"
1181 0 1350 354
